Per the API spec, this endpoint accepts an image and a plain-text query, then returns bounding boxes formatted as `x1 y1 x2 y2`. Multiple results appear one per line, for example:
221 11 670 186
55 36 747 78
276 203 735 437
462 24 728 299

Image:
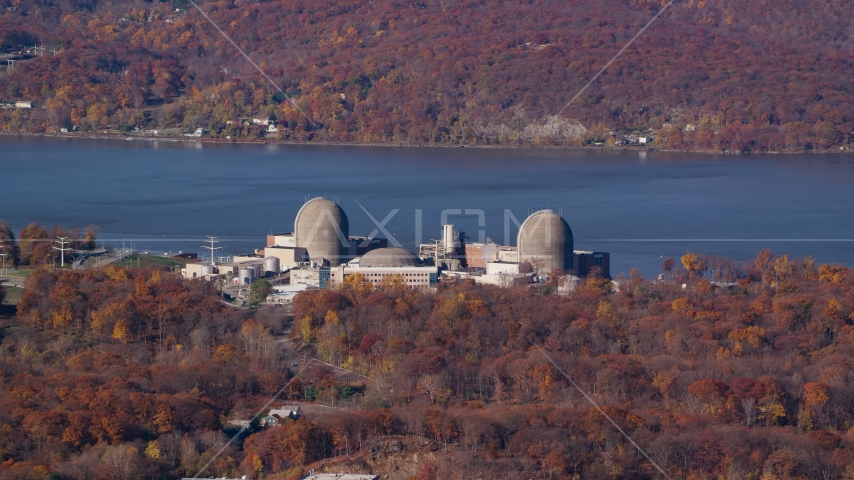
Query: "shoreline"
2 131 851 156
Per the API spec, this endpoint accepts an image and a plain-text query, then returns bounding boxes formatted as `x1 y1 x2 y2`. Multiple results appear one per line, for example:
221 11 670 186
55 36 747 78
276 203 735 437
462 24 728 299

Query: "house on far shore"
269 405 300 419
15 101 32 109
181 477 249 480
257 405 301 427
258 415 280 427
303 473 379 480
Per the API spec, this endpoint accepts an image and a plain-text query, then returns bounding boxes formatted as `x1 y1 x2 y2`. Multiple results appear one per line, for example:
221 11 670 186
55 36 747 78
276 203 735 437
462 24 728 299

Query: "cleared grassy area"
3 269 36 277
2 286 22 305
114 253 187 269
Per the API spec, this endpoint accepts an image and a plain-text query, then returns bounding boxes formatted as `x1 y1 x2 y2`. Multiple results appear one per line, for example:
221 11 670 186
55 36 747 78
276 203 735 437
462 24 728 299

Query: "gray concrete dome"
294 197 350 266
359 248 421 268
517 210 573 274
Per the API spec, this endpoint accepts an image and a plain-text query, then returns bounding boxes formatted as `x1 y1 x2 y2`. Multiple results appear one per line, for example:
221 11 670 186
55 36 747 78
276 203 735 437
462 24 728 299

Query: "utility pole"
53 237 72 268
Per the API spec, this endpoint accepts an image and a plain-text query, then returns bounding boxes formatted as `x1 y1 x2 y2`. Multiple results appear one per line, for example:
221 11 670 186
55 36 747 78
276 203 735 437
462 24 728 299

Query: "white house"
269 406 300 419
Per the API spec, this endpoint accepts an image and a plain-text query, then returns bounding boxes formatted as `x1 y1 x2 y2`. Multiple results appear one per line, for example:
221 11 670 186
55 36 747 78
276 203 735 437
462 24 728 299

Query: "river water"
2 135 854 276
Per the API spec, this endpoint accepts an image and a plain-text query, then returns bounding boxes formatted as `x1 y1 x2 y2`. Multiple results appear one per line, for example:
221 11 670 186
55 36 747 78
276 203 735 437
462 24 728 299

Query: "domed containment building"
329 247 438 289
517 209 574 274
358 247 422 268
294 197 350 266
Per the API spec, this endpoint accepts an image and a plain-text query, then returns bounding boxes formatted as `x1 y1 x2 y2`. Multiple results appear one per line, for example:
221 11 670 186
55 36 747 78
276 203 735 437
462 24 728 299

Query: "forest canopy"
0 0 852 151
3 249 854 479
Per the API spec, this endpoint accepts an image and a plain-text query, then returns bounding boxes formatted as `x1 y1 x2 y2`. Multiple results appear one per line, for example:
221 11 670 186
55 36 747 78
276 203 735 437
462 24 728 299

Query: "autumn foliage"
0 265 286 479
0 0 852 151
3 248 854 478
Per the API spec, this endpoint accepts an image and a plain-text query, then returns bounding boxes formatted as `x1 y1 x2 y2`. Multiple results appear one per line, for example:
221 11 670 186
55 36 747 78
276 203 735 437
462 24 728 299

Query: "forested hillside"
1 0 853 151
3 250 854 479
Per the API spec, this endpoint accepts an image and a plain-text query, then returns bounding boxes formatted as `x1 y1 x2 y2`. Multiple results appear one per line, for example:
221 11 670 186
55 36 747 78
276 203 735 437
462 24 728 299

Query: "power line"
53 237 72 268
185 0 319 129
200 236 222 266
555 0 675 117
189 360 313 479
536 346 673 480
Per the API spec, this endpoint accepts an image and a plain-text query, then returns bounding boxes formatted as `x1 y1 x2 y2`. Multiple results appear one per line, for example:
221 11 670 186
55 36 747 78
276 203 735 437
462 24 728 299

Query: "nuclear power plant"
517 209 574 274
294 197 350 266
181 197 609 297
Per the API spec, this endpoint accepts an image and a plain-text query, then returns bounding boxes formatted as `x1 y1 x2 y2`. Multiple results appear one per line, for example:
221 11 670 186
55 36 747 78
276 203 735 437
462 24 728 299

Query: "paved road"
0 275 27 288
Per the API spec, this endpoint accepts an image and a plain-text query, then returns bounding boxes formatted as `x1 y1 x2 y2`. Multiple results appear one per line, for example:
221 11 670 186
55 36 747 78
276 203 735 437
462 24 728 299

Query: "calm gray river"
2 135 854 277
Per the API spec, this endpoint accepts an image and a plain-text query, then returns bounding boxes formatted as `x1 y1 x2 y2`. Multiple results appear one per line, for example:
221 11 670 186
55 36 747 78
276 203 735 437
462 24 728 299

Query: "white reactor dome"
294 198 350 266
517 209 573 274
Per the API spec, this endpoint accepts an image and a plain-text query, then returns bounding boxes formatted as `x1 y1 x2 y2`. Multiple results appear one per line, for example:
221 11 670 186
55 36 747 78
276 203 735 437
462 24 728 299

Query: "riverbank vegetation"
1 249 854 479
0 0 852 152
0 220 97 268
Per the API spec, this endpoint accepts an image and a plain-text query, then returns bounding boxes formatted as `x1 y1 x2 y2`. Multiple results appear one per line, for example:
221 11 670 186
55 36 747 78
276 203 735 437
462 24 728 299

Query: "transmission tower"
201 236 222 266
53 237 72 268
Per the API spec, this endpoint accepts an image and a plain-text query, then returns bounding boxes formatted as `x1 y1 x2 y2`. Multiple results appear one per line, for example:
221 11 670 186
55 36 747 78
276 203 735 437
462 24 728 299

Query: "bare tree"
683 394 703 414
525 257 547 276
49 335 75 359
497 272 515 289
101 445 138 479
742 398 757 427
419 374 443 404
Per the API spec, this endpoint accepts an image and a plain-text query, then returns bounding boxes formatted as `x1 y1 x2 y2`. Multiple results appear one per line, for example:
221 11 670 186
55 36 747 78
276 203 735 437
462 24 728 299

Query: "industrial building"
266 284 313 304
517 209 574 274
463 242 519 268
453 209 609 284
330 247 438 289
418 224 465 269
574 250 610 278
264 245 308 271
294 197 350 266
289 247 439 290
264 234 386 271
264 198 386 272
181 198 608 295
182 262 219 280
